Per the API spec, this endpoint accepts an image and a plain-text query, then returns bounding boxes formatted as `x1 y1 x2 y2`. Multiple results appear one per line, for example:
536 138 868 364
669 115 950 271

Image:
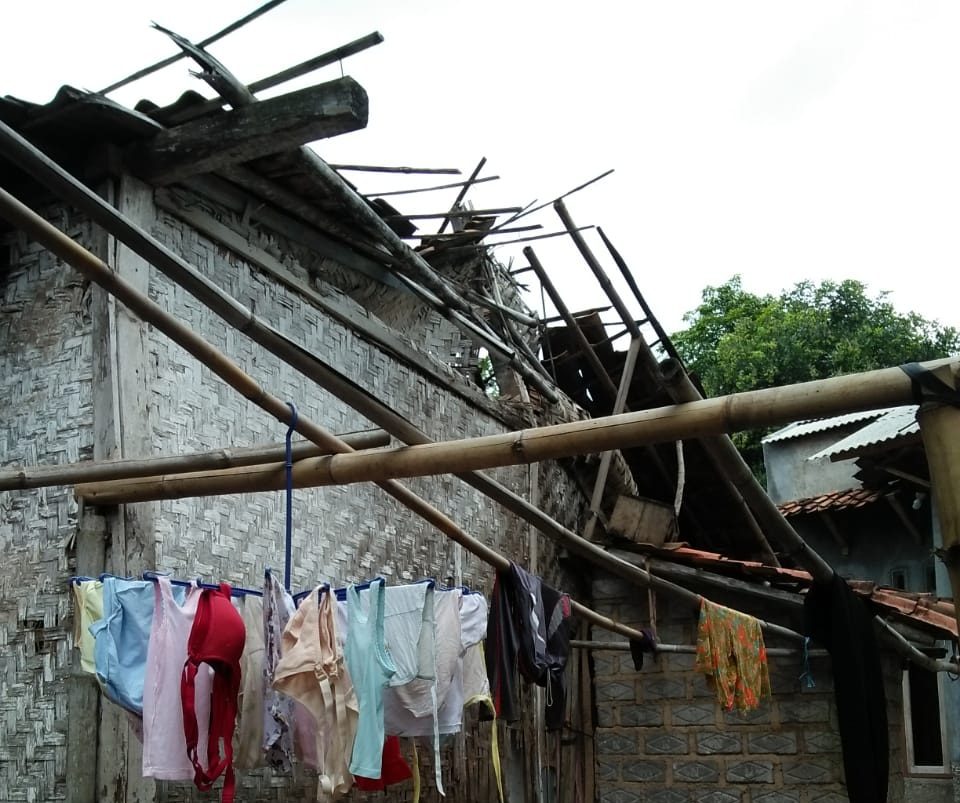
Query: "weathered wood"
73 358 958 495
0 429 388 491
128 78 368 184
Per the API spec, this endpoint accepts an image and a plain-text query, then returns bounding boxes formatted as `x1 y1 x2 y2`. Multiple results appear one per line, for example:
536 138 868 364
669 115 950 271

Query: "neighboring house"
763 407 955 792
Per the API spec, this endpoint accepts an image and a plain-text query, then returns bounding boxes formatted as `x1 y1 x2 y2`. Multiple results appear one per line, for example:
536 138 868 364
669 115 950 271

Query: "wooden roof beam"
127 77 368 185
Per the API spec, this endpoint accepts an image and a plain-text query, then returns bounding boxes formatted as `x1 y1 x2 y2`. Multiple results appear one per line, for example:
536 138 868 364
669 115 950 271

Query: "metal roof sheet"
762 408 896 444
807 405 919 462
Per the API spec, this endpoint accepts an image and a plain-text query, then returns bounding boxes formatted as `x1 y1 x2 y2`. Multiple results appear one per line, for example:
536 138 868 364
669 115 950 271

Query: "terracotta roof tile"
777 487 881 517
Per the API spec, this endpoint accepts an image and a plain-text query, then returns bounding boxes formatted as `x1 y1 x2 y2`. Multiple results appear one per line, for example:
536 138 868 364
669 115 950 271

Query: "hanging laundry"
262 570 298 771
344 578 396 780
695 598 770 713
181 583 245 803
353 735 413 791
628 628 657 671
273 585 357 800
70 578 103 675
805 573 888 803
142 577 214 781
235 595 266 770
91 576 186 715
485 563 573 730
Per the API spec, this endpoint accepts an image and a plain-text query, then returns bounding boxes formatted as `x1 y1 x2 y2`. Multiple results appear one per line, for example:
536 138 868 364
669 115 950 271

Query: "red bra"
181 583 245 803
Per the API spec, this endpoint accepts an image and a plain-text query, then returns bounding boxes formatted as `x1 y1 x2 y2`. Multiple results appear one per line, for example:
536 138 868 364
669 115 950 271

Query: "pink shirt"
142 578 211 780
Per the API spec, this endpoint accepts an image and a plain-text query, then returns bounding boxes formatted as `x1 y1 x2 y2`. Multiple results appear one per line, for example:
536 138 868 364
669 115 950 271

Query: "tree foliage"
671 276 960 475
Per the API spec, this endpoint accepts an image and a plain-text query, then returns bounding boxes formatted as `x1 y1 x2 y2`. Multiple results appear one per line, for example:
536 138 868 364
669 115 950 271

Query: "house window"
890 568 907 590
902 663 949 774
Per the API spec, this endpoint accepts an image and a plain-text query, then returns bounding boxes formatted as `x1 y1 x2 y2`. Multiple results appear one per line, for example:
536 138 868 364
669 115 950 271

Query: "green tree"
671 276 960 476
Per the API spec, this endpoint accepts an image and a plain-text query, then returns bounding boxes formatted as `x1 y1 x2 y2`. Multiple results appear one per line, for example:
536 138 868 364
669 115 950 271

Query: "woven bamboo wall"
0 208 95 803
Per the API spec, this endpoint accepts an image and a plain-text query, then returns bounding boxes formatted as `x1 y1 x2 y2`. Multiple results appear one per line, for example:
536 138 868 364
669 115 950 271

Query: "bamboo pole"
327 164 461 174
0 186 669 648
570 639 831 658
73 357 958 497
0 429 388 491
918 398 960 641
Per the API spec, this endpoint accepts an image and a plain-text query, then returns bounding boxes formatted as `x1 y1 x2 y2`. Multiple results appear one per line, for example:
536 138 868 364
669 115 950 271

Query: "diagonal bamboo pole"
0 184 669 646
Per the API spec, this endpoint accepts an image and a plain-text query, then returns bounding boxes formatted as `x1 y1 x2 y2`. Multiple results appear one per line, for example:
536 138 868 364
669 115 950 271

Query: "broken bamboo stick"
0 429 388 492
436 157 487 236
98 0 290 94
328 164 461 175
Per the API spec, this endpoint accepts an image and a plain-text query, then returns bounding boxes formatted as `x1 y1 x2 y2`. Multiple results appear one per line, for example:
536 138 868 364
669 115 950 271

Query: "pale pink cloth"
142 578 212 780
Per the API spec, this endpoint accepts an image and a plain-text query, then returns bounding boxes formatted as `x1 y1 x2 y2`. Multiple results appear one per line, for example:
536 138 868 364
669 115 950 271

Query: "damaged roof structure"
2 5 960 803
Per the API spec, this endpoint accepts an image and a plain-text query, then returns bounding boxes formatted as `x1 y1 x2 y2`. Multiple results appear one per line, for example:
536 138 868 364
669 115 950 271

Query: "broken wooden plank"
127 77 368 184
437 156 487 235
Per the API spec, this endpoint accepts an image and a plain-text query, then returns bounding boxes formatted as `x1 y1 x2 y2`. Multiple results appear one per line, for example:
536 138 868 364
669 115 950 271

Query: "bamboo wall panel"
0 208 96 803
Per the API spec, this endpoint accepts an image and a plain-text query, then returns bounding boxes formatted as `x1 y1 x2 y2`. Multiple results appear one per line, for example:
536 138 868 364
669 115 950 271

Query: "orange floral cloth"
694 598 770 713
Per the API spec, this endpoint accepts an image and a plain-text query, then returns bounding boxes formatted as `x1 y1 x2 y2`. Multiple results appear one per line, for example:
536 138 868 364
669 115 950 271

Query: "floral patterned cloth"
694 598 770 712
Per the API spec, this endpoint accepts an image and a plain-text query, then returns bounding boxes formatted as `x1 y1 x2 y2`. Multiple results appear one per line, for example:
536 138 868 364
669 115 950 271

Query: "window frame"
901 663 951 776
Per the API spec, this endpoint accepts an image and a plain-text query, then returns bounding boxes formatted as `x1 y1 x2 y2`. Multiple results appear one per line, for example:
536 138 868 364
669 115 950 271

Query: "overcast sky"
3 0 959 337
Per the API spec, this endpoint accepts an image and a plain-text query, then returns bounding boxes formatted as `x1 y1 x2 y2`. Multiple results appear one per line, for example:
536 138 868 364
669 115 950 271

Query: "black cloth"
628 628 657 671
485 562 572 730
804 573 888 803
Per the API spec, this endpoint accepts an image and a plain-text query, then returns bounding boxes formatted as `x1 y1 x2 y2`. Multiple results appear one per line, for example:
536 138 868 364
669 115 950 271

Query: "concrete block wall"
592 576 911 803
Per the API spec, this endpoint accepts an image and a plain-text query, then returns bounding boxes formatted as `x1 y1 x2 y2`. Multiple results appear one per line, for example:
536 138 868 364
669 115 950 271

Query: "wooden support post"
583 337 642 540
918 389 960 642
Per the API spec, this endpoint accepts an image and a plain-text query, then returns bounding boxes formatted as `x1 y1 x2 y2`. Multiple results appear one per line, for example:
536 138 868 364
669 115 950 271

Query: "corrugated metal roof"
807 405 919 462
778 487 882 517
762 408 896 444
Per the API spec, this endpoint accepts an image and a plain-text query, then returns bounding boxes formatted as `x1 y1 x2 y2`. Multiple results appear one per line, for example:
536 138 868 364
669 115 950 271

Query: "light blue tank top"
90 577 185 714
344 578 396 778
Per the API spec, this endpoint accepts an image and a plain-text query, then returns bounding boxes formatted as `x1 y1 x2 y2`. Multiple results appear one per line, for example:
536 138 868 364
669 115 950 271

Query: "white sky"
3 0 959 337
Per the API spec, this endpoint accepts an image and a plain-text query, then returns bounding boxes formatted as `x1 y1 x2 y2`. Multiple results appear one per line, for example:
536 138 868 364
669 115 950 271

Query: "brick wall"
592 576 912 803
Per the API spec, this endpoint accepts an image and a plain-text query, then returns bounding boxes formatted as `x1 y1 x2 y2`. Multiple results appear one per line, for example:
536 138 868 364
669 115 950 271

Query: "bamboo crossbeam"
570 640 830 658
73 358 958 500
0 186 657 649
99 0 290 94
369 174 500 198
0 429 388 492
